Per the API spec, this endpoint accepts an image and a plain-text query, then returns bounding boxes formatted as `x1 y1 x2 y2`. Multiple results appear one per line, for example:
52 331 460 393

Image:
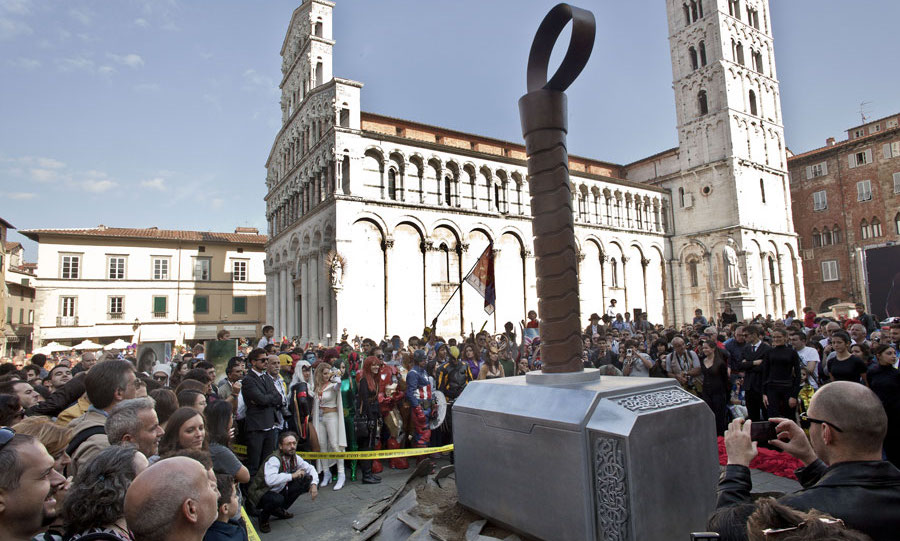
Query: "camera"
626 348 634 356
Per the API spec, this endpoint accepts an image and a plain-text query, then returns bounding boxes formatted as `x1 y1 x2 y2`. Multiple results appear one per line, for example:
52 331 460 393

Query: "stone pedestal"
718 289 758 322
453 371 718 541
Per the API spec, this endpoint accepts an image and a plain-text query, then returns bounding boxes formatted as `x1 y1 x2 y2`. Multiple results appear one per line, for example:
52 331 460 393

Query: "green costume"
339 357 359 481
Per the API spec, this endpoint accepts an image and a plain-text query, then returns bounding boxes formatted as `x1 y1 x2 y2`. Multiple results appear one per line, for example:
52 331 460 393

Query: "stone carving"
723 237 746 289
324 250 345 290
594 436 629 540
615 388 699 412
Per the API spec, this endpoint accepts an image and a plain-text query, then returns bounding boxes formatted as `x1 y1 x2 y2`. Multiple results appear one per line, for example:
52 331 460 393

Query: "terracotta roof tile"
2 241 22 252
20 227 268 245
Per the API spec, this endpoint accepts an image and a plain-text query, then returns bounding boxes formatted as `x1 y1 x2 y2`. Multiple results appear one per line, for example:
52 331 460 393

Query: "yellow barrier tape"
241 506 261 541
231 443 454 460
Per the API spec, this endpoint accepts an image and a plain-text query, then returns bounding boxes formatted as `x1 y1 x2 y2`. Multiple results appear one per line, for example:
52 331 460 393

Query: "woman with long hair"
149 388 177 432
313 362 346 490
700 339 730 435
204 400 250 484
177 389 207 412
850 342 873 366
356 355 382 485
478 345 504 379
289 359 320 453
157 406 208 457
460 343 481 380
826 330 868 385
62 445 149 540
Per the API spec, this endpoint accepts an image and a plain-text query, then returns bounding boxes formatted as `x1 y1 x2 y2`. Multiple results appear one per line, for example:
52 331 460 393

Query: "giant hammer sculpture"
453 5 719 540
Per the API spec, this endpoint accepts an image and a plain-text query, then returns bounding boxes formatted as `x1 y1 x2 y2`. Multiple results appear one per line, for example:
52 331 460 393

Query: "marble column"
322 249 332 342
279 268 288 339
265 271 275 329
286 269 295 339
272 270 281 338
310 252 320 342
301 256 310 342
621 256 630 313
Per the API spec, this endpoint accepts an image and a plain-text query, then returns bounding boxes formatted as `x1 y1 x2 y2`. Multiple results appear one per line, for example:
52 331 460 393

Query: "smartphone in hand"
750 421 777 443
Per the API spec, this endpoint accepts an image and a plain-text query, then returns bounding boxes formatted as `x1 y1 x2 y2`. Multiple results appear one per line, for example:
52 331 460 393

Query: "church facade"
263 0 803 343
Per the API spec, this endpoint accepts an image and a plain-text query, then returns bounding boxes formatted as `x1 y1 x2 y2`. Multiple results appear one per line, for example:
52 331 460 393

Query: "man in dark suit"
739 325 770 422
242 347 283 476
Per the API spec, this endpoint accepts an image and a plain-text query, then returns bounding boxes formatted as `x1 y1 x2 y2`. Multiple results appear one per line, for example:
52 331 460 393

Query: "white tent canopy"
73 339 103 351
33 342 71 355
104 338 132 350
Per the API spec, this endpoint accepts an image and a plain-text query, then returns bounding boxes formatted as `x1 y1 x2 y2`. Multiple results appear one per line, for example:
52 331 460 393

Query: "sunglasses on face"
799 412 844 432
153 375 168 382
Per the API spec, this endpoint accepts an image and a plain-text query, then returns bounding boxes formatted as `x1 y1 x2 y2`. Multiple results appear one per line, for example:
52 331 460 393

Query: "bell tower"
662 0 803 322
278 0 335 125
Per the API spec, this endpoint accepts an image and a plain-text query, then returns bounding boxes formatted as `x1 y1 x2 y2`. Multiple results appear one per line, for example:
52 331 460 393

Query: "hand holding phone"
750 421 777 443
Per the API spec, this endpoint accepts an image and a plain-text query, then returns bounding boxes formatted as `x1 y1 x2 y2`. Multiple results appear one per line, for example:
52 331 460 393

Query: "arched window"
439 243 450 282
683 3 690 26
387 169 397 200
698 90 708 115
688 260 699 287
690 0 698 22
731 39 737 62
614 198 623 226
821 227 832 246
636 202 643 228
689 47 698 70
699 41 707 66
605 197 612 223
812 228 821 248
736 42 744 65
444 176 453 206
754 51 764 75
315 61 323 86
611 258 619 287
759 178 766 203
832 225 841 243
314 21 323 37
768 257 777 284
698 0 703 18
860 219 870 240
872 217 883 237
749 90 757 115
495 184 501 211
679 187 686 207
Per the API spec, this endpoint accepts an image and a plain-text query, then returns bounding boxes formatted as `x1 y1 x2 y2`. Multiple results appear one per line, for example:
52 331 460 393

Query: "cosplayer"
376 356 409 470
435 345 473 448
289 359 320 452
406 350 435 450
312 362 347 490
337 356 358 482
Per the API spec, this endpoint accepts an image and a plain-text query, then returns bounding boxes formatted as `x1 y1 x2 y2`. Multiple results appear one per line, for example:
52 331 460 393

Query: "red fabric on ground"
717 436 804 480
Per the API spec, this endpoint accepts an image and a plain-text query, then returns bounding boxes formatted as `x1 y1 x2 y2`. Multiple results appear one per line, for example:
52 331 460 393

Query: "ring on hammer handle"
526 4 595 93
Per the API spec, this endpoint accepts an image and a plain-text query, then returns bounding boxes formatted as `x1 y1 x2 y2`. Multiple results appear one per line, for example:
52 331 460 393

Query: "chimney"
234 227 259 234
97 224 107 230
826 137 835 146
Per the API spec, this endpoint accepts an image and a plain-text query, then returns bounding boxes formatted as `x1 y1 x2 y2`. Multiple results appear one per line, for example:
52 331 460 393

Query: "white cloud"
37 157 64 169
98 65 115 75
242 68 279 98
160 21 178 31
81 179 116 193
6 192 35 200
140 177 166 191
210 198 224 210
69 8 91 25
107 53 144 68
9 56 39 69
57 55 94 72
30 168 59 182
0 0 31 16
134 18 149 27
0 16 31 40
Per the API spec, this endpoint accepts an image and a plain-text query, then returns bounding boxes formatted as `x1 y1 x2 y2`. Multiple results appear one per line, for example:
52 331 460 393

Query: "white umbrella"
34 342 72 354
104 338 132 350
73 339 103 351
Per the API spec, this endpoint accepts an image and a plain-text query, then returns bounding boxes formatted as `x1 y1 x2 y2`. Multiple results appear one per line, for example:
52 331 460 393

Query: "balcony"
57 316 79 327
108 312 124 320
152 311 167 319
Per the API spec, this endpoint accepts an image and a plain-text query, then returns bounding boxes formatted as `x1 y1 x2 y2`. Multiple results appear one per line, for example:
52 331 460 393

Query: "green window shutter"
153 296 167 313
194 295 209 313
233 296 247 314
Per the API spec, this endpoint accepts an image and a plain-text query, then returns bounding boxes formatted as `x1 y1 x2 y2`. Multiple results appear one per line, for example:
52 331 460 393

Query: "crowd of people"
0 299 898 540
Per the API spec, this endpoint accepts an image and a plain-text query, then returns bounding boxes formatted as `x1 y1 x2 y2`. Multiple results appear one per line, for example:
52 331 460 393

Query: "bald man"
124 456 219 541
718 381 900 541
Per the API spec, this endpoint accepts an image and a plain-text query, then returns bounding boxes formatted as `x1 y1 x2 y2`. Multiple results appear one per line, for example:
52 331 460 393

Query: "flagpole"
429 243 491 332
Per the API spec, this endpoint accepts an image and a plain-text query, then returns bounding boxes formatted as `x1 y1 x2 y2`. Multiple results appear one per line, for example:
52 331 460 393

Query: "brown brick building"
787 113 900 317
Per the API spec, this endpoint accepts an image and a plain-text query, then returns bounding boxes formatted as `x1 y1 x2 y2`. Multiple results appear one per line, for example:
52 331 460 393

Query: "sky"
2 0 898 260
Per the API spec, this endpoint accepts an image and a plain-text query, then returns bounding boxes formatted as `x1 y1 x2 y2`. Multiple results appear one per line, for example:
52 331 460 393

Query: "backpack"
65 425 106 458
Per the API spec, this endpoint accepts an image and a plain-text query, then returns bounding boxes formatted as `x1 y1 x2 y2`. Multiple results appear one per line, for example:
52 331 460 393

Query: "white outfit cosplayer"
312 377 346 479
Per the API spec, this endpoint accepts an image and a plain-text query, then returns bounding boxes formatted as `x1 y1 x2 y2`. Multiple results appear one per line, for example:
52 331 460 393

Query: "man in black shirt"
739 325 770 421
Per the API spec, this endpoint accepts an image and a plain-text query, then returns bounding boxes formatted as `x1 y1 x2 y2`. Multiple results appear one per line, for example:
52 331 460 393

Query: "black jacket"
26 372 86 417
739 341 771 393
241 370 281 432
717 460 900 541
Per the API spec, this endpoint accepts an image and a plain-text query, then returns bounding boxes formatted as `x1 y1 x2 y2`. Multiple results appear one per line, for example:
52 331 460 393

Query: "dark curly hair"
63 445 143 535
